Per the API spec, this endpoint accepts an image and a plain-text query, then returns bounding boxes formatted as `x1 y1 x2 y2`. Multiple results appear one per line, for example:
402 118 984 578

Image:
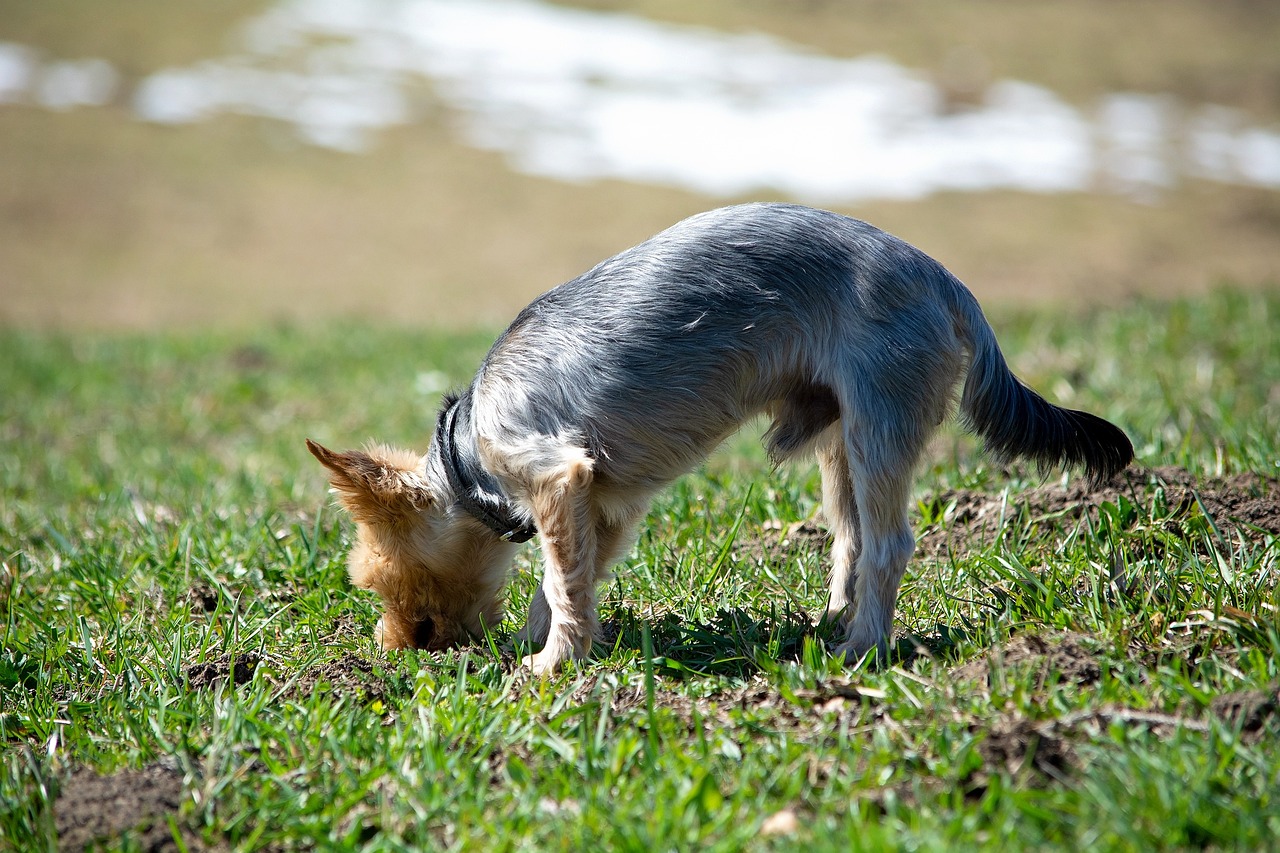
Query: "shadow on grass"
595 607 980 678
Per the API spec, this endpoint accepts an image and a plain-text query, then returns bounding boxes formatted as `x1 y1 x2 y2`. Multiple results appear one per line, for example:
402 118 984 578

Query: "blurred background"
2 0 1278 332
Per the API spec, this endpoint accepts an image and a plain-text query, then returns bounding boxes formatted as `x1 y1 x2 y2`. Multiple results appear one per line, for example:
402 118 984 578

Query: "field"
3 1 1280 850
2 289 1278 850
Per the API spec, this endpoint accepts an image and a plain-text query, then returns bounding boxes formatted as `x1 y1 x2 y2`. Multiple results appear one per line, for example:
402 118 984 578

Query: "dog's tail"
948 281 1133 485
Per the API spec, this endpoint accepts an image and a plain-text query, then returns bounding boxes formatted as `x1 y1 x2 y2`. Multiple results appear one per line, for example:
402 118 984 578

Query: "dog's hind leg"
816 431 861 626
515 585 552 648
833 395 936 664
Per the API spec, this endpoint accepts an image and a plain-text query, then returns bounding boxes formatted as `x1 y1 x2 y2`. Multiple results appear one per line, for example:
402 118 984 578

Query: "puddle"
0 43 117 110
3 0 1279 202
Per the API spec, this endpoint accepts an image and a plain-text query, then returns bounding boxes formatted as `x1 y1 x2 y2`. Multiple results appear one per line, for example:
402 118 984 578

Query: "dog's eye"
412 616 436 649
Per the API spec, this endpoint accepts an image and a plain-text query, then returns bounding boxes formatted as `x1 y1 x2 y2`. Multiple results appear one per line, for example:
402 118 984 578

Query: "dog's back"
471 203 967 490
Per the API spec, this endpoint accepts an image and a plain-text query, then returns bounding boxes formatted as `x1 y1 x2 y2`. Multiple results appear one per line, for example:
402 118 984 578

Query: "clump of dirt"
951 632 1102 689
185 652 259 690
974 716 1076 782
55 760 209 852
1040 466 1280 537
185 584 220 613
733 519 830 568
543 672 867 741
1209 685 1280 739
919 466 1280 559
285 654 388 705
732 465 1277 571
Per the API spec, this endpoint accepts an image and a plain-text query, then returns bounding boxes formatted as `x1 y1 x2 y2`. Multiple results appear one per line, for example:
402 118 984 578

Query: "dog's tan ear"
306 438 432 524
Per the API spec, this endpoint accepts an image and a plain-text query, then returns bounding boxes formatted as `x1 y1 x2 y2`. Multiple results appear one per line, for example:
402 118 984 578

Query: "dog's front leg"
521 454 598 675
515 509 642 662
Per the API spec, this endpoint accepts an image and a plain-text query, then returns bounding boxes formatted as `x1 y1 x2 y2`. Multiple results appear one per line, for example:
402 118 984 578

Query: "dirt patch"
1036 467 1280 538
285 654 388 705
734 520 831 568
975 716 1076 782
55 760 210 852
185 652 259 690
1209 685 1280 739
182 649 390 704
185 584 220 614
951 632 1102 689
733 466 1278 571
919 466 1280 560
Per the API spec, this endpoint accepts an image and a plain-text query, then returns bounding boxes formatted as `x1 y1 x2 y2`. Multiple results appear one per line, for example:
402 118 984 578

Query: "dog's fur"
309 203 1133 673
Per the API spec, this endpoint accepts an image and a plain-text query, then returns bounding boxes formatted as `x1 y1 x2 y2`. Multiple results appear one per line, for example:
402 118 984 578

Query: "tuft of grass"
2 287 1279 849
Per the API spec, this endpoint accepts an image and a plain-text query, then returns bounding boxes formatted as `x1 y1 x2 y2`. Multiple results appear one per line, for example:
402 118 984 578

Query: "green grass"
2 288 1279 850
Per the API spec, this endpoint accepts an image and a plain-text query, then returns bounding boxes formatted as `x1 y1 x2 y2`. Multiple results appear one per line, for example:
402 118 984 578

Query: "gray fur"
321 202 1133 672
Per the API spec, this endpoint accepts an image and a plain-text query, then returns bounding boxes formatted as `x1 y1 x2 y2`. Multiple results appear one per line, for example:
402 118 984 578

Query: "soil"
54 760 212 852
950 632 1102 689
1209 686 1280 739
284 653 388 705
736 519 832 567
184 652 259 690
918 465 1280 559
186 584 220 614
55 653 387 849
732 465 1278 568
974 715 1076 782
182 649 389 706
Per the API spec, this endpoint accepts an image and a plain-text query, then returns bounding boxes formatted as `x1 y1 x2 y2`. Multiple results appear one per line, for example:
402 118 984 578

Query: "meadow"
2 287 1278 850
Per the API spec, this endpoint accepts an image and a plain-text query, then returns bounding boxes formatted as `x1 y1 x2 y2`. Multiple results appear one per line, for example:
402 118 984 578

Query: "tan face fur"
306 439 513 651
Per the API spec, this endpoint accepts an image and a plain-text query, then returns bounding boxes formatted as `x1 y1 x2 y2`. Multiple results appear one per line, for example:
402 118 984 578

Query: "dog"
308 202 1132 674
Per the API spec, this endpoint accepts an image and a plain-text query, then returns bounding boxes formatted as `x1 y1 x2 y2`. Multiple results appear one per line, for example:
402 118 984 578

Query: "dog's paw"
832 631 890 667
519 629 591 675
520 650 568 676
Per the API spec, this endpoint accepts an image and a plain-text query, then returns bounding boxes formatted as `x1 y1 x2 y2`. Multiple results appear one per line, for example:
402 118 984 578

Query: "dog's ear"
306 439 432 524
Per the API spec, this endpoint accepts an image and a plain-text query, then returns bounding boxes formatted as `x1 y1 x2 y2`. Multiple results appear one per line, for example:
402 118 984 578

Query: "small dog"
309 203 1132 673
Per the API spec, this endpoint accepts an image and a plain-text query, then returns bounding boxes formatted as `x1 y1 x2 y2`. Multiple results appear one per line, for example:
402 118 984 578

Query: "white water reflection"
0 43 117 110
4 0 1280 201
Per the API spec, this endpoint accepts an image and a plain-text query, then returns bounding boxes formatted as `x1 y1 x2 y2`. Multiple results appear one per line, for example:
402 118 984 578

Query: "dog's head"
306 439 510 652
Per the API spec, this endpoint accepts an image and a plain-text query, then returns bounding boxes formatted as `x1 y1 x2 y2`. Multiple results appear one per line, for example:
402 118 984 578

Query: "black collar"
435 397 537 544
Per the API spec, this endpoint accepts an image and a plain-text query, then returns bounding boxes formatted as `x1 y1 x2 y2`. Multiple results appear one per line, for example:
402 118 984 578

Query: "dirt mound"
286 654 388 705
55 761 209 852
733 519 830 569
919 465 1278 558
182 650 389 705
951 633 1102 689
185 584 220 613
975 716 1076 781
733 466 1277 569
1209 686 1280 739
185 652 259 689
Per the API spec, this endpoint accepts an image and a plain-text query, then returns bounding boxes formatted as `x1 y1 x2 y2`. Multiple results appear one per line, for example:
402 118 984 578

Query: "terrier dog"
308 203 1132 674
